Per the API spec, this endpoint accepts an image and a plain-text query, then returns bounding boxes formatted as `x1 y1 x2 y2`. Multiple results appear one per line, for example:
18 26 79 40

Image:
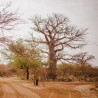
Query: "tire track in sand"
0 80 41 98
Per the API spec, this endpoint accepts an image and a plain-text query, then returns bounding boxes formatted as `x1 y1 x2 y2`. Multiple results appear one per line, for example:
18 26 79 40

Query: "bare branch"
41 50 49 54
55 43 64 53
0 2 22 45
72 52 95 66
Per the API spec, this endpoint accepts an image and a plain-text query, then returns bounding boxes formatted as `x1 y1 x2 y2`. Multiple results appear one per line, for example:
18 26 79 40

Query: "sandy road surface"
0 77 41 98
0 77 97 98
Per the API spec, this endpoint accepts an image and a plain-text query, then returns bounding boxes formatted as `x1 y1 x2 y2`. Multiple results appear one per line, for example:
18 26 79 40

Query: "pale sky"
1 0 98 66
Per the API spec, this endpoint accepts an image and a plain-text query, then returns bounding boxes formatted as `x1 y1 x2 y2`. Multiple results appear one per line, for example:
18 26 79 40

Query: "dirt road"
0 77 40 98
0 77 97 98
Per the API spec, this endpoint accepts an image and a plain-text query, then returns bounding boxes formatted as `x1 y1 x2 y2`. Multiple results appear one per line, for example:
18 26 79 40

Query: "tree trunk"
26 69 29 80
34 73 38 86
47 44 57 79
34 75 36 85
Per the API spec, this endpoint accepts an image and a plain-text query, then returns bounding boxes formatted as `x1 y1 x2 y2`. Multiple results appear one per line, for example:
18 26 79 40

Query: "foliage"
2 39 42 80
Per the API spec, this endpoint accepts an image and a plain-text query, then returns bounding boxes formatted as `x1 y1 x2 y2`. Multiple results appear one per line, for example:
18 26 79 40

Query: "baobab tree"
72 52 95 66
30 13 87 79
72 52 95 77
0 2 21 44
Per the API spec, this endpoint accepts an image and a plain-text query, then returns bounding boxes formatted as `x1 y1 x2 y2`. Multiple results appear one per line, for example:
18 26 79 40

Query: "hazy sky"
1 0 98 66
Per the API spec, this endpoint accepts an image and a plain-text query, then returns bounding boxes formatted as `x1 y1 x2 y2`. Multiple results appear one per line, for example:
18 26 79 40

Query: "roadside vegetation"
0 64 15 77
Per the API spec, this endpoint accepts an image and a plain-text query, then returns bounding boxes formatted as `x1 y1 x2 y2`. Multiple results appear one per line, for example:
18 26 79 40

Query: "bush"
0 64 16 77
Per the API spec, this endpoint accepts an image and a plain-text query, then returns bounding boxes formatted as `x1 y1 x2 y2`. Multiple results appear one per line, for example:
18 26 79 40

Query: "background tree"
72 52 95 66
72 52 95 77
30 13 87 79
0 2 21 44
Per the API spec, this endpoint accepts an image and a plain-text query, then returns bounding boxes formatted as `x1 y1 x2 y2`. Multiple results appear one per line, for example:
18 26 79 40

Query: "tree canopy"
2 39 42 79
30 13 87 79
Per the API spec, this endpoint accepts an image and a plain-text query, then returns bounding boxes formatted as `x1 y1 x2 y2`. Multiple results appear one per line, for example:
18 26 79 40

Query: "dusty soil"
0 76 98 98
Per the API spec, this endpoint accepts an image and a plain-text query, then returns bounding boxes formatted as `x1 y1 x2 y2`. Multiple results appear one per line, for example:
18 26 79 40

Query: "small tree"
13 56 30 79
2 39 42 80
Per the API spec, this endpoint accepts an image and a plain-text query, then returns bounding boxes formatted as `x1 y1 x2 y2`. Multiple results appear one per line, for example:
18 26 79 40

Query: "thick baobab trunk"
47 44 57 79
26 69 29 80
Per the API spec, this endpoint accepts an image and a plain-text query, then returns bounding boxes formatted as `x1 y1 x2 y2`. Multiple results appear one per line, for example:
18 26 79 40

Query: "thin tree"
30 13 87 79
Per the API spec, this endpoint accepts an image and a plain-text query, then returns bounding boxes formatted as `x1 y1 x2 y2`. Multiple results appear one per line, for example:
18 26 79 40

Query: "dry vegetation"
0 64 16 77
57 64 98 82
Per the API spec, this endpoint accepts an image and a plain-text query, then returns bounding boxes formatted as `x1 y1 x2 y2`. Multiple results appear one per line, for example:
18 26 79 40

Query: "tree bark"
47 43 57 79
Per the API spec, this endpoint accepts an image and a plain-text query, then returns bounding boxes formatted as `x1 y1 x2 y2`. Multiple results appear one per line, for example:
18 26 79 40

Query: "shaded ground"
0 76 98 98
